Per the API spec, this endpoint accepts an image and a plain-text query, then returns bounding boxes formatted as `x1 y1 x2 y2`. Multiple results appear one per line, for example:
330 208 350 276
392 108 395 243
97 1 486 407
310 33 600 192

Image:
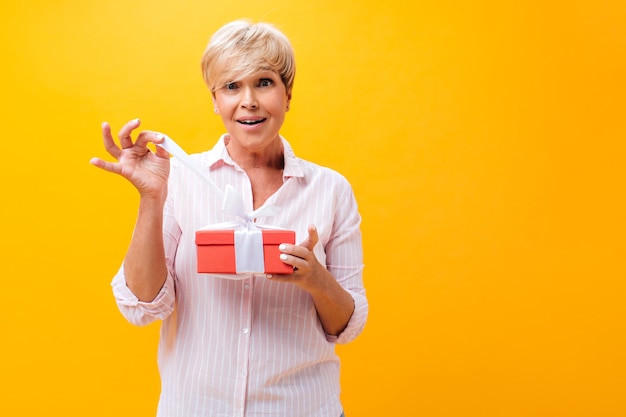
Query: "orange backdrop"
1 1 625 416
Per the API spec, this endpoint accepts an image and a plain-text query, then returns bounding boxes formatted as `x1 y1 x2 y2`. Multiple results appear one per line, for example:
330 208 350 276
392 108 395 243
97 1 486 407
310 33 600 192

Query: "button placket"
233 276 254 414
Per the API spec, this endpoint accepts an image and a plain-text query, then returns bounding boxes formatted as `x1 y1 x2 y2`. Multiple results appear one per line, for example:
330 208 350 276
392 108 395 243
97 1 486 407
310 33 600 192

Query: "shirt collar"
204 134 305 179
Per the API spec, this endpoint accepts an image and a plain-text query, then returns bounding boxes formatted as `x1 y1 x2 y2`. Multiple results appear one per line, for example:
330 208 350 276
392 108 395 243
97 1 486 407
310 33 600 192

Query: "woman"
91 20 367 417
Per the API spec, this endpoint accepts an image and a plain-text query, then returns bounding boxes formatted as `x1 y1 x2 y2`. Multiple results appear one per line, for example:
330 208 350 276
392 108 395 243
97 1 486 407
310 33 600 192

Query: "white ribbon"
234 228 264 273
157 134 282 275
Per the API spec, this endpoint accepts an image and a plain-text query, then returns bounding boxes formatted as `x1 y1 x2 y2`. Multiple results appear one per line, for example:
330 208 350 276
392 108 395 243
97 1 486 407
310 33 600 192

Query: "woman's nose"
240 87 258 109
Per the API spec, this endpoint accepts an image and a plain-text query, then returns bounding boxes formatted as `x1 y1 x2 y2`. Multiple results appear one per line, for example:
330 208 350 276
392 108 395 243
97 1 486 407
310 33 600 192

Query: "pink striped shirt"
112 135 368 417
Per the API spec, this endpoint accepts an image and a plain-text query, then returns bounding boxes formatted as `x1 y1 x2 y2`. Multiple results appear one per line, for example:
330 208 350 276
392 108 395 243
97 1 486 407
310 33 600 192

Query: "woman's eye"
225 82 238 90
259 79 273 87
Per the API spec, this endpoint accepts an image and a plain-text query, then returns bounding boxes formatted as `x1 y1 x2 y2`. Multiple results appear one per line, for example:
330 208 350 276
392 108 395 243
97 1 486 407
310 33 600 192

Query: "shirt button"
244 282 250 290
242 328 249 334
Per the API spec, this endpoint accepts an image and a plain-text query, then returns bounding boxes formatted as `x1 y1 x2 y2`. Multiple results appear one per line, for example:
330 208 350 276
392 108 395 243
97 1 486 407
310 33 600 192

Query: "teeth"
238 119 265 125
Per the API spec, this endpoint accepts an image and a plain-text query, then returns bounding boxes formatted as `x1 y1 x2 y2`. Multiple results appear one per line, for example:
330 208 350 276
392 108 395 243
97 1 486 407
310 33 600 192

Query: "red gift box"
196 229 296 274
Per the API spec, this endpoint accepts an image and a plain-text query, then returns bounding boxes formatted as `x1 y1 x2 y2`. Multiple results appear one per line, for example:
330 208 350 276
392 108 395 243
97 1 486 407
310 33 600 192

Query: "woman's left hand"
269 224 355 336
269 224 327 293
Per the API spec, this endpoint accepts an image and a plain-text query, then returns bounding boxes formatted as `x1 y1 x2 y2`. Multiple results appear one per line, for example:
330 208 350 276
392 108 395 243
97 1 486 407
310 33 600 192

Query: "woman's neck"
224 135 285 171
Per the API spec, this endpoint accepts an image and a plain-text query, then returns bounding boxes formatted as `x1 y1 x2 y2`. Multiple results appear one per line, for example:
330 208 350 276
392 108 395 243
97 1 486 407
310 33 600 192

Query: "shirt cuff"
111 264 175 326
326 291 368 344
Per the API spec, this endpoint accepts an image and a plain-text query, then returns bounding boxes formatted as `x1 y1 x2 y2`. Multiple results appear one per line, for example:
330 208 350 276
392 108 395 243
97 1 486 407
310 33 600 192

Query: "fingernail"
101 121 108 129
134 118 140 124
280 254 288 261
279 244 287 251
155 133 164 140
266 274 273 279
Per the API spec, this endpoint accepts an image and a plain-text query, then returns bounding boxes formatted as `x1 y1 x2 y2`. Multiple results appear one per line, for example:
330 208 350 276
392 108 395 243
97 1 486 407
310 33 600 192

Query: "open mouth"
237 118 266 126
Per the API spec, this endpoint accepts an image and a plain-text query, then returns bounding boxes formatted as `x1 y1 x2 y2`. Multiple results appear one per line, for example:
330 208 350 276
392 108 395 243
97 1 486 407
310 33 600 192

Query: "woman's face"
213 69 291 153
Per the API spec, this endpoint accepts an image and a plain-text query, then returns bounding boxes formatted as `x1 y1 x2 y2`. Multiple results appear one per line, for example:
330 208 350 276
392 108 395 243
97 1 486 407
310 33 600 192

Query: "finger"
266 273 294 281
138 131 170 159
102 121 121 159
278 253 308 272
154 140 171 159
135 131 165 149
89 157 123 175
279 241 310 260
118 118 141 149
298 224 319 251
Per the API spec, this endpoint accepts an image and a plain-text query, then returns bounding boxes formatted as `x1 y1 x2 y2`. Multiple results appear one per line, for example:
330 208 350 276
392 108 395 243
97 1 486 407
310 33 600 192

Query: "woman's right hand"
90 119 171 201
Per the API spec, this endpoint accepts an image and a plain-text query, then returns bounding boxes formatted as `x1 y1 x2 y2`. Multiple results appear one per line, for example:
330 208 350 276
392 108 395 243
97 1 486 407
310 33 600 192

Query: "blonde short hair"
201 20 296 93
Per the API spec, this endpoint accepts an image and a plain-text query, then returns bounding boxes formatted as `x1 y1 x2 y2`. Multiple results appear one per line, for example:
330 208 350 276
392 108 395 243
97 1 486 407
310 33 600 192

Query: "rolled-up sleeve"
110 190 180 326
326 271 368 345
325 176 368 344
111 264 176 326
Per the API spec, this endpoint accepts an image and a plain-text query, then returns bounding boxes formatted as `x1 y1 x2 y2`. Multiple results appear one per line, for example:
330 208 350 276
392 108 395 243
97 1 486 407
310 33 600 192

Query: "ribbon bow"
158 134 283 273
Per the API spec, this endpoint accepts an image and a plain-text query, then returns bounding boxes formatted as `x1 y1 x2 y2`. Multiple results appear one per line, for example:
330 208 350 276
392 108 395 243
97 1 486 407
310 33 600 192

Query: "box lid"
196 229 295 245
196 230 234 245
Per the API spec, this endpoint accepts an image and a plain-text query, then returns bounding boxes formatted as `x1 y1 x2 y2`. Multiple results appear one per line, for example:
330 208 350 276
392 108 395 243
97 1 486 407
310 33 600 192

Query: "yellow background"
1 1 625 415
